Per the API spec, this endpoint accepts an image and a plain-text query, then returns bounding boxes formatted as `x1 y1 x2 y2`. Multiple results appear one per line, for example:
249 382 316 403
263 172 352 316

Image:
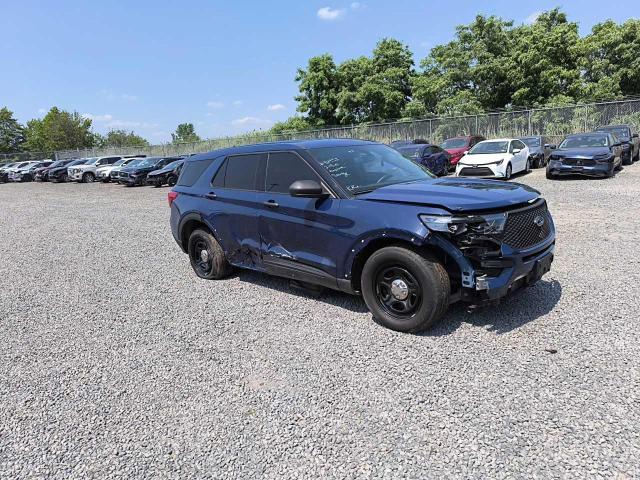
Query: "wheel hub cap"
390 279 409 300
200 250 209 262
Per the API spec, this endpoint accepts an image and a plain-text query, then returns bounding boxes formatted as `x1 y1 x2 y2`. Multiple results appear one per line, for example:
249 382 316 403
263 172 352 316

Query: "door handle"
263 200 279 208
204 192 217 200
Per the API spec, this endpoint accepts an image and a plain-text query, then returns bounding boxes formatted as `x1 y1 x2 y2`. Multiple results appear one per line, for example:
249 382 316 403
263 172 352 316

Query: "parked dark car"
594 125 639 165
441 135 486 169
390 140 451 176
519 136 552 168
119 156 178 186
49 158 89 183
146 158 185 187
169 139 555 333
546 133 623 179
34 159 75 181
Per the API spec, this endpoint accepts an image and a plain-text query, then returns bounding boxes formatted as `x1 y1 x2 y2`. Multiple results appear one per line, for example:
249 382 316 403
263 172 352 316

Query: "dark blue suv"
169 139 555 332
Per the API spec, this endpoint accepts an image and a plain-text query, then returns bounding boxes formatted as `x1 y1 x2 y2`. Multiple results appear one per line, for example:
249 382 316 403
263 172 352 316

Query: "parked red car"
441 135 486 168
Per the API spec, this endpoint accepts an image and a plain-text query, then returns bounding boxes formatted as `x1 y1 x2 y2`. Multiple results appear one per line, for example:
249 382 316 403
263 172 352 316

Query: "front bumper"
121 175 145 186
547 161 614 177
146 175 164 185
69 171 85 181
456 163 506 178
460 238 555 304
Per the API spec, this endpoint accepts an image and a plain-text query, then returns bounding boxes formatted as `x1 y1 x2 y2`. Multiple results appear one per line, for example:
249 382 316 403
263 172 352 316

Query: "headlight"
419 212 508 236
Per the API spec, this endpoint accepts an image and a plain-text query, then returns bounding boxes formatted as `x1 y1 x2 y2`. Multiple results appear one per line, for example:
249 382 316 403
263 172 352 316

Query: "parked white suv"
96 156 145 182
68 156 122 183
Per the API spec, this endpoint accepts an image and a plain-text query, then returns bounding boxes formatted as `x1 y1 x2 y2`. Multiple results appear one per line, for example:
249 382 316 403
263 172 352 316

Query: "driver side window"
265 152 320 194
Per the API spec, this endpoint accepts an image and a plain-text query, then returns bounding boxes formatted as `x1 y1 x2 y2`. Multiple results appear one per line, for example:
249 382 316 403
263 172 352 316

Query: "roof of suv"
187 138 377 161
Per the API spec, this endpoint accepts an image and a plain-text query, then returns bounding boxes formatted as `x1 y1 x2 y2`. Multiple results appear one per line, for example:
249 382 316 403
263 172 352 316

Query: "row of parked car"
0 154 188 187
389 124 640 180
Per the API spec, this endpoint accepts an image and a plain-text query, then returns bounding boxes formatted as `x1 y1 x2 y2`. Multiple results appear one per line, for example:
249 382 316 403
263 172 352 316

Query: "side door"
203 153 266 269
254 151 343 286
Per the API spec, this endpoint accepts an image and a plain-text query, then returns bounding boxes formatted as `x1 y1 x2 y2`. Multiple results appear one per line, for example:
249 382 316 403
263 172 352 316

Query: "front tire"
546 169 554 180
504 163 512 180
361 246 450 333
188 229 233 280
167 175 178 187
82 172 95 183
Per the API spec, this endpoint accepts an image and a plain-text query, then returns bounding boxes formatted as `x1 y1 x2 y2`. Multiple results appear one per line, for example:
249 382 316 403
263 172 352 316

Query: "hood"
357 178 540 212
554 147 611 158
445 147 468 156
529 146 543 155
458 153 506 165
125 166 156 174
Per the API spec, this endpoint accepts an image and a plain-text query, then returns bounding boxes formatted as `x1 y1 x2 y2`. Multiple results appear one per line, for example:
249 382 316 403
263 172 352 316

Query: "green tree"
295 54 340 126
508 9 583 106
23 107 95 152
0 107 25 153
581 19 640 100
269 116 312 134
100 129 149 147
171 123 201 144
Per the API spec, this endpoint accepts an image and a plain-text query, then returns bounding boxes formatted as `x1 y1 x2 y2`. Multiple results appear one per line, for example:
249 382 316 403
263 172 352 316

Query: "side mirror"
463 150 469 155
545 144 557 150
512 148 521 154
289 180 326 198
632 133 638 138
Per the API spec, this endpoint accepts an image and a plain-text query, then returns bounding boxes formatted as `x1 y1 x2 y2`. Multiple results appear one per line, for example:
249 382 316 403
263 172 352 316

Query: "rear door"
202 153 266 269
255 151 343 285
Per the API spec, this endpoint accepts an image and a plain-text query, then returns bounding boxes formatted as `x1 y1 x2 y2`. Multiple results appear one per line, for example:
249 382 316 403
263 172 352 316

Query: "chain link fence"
3 98 640 165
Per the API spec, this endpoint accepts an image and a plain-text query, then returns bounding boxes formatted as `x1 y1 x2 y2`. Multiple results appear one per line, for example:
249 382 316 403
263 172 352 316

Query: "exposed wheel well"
349 238 461 294
180 219 210 251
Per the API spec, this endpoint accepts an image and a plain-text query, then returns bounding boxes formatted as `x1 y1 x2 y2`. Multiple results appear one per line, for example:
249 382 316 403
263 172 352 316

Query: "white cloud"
82 113 114 122
525 11 542 24
121 93 138 101
104 119 159 129
350 2 362 10
267 103 285 111
231 116 273 127
37 108 46 114
232 100 243 106
317 6 345 21
206 101 225 108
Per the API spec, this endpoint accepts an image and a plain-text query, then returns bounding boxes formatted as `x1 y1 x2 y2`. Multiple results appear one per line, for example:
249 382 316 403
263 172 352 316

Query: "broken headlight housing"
420 212 508 236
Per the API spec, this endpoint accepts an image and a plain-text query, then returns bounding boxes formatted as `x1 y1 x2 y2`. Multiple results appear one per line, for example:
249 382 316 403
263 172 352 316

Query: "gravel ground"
0 168 639 479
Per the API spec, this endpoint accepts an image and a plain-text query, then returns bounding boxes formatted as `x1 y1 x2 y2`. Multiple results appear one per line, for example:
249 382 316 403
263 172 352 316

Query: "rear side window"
265 152 319 193
217 154 262 190
177 159 214 187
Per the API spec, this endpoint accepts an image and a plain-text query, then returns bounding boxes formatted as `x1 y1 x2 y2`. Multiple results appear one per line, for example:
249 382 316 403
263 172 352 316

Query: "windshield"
124 159 143 168
520 137 541 147
309 144 433 194
469 141 509 154
135 158 160 168
113 159 127 166
596 127 630 140
163 160 182 170
395 146 425 159
560 135 609 148
441 138 468 149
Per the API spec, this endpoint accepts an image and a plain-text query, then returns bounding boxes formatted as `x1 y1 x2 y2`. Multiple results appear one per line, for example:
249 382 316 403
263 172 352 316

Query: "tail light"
168 191 179 207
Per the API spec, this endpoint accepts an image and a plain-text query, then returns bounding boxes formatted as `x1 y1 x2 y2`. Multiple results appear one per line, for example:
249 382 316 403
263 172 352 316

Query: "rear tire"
546 169 554 180
622 152 633 166
361 246 450 333
60 173 68 183
188 229 233 280
167 175 177 187
82 172 95 183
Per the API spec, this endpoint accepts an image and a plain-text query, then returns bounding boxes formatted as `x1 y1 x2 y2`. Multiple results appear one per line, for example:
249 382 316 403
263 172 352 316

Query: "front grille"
459 166 494 177
562 158 595 166
120 172 129 178
502 201 552 249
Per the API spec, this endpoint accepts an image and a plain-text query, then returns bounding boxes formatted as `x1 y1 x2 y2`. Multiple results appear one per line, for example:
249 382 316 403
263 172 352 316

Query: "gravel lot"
1 168 639 479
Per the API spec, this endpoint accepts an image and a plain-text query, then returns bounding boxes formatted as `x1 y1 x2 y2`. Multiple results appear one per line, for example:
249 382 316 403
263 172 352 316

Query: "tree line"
0 105 203 155
271 9 640 132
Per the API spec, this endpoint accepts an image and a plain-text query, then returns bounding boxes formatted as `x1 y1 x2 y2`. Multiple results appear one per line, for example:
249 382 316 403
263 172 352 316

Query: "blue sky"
1 1 637 143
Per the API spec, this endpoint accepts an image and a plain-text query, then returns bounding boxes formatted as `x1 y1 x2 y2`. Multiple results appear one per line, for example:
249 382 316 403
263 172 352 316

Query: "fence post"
528 110 532 135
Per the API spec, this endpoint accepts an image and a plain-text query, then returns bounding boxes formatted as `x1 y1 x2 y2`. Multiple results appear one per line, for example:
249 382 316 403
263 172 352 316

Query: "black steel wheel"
167 175 177 187
361 246 450 333
187 228 233 280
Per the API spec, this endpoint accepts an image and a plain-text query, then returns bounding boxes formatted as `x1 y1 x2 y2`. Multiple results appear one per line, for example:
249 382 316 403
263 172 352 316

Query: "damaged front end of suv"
421 198 555 306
